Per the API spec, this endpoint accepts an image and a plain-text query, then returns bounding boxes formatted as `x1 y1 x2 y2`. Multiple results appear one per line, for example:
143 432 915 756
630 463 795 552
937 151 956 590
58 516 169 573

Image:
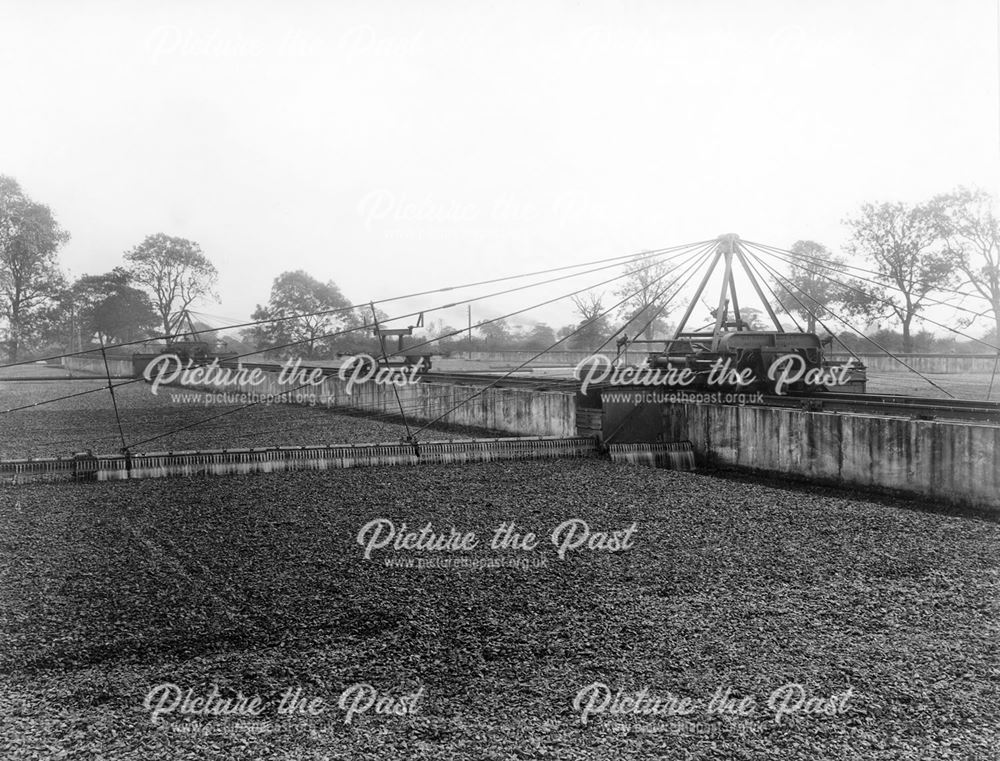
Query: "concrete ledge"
468 350 1000 374
659 403 1000 513
58 354 998 511
60 356 577 436
64 356 133 376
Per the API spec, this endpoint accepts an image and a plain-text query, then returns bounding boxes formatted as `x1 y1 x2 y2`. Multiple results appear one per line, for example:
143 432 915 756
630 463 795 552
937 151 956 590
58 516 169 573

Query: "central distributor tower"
578 233 863 468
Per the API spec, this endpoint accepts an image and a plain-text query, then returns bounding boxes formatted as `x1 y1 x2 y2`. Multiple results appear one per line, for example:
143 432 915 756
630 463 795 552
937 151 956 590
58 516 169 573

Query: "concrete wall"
191 370 575 438
64 355 133 376
604 400 1000 512
57 355 998 510
827 353 999 374
68 350 999 376
319 377 577 437
467 351 617 366
60 355 578 436
467 351 999 374
216 373 577 437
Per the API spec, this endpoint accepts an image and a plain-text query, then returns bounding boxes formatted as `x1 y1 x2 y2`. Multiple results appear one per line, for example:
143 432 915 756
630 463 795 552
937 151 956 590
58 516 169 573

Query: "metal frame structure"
670 233 784 349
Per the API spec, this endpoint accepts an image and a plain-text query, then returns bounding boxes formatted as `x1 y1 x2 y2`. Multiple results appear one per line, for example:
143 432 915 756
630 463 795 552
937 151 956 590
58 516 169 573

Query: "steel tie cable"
744 241 1000 353
0 240 713 371
122 244 708 450
744 246 956 398
2 241 710 415
409 246 710 436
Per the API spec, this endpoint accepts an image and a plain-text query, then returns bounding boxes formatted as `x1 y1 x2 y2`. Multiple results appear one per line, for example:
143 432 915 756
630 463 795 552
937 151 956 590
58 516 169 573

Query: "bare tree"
933 187 1000 347
844 202 955 353
569 291 609 350
613 253 675 340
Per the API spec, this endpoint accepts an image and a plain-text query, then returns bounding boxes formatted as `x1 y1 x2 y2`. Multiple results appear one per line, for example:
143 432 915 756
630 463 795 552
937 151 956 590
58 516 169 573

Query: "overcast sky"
2 0 998 334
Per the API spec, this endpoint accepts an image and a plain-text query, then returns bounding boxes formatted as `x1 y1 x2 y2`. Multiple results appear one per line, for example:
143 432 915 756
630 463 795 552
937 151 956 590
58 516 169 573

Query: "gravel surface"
0 380 479 458
0 363 108 380
1 461 997 760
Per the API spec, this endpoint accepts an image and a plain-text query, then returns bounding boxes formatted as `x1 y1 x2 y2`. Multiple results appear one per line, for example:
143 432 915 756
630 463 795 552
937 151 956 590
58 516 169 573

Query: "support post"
733 243 784 331
988 350 999 401
370 303 416 447
711 234 738 348
99 336 130 473
672 247 723 338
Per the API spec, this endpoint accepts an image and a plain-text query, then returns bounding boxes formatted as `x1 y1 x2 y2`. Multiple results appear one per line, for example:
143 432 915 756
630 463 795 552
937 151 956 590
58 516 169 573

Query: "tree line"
780 190 1000 353
1 173 998 362
559 190 1000 355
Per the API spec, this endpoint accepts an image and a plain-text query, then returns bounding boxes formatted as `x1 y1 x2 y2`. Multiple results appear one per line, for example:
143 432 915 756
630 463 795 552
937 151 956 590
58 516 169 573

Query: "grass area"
864 372 998 400
1 461 998 760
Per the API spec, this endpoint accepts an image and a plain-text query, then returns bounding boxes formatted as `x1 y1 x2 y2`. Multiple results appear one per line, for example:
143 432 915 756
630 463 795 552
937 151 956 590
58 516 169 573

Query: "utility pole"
467 304 472 359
